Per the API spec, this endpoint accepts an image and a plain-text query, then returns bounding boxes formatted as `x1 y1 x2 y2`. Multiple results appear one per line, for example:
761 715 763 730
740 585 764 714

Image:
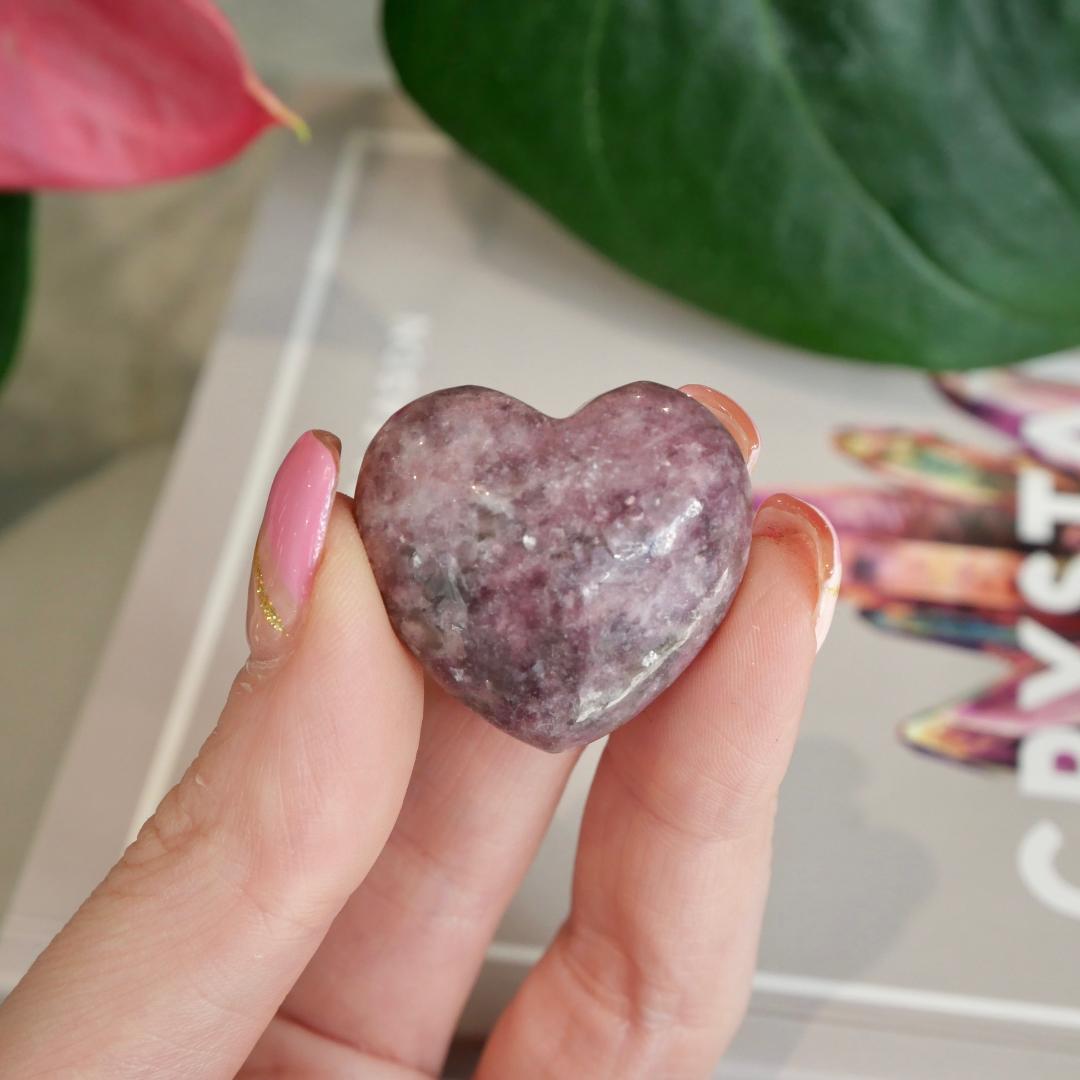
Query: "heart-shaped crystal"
355 382 752 751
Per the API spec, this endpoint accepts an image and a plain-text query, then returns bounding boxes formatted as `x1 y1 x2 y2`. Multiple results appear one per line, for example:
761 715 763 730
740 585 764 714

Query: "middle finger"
278 680 579 1074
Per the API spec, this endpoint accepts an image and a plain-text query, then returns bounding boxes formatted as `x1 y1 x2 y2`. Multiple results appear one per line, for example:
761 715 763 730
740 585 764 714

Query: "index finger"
478 493 839 1078
0 476 424 1077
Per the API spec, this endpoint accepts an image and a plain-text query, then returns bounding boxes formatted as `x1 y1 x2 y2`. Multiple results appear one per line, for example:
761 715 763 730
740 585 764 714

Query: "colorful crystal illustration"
793 367 1080 770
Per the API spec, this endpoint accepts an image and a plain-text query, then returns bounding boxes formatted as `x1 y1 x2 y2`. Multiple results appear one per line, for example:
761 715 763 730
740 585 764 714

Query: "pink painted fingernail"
753 493 841 652
247 430 340 658
679 384 761 472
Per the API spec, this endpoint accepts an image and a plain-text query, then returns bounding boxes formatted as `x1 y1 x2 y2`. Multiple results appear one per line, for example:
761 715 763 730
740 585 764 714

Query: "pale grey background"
0 2 388 913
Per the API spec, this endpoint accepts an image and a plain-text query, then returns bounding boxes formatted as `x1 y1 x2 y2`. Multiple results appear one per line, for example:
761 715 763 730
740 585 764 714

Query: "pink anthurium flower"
0 0 302 190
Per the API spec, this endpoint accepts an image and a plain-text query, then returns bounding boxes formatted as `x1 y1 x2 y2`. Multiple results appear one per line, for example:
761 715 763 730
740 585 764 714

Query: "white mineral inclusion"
650 497 703 557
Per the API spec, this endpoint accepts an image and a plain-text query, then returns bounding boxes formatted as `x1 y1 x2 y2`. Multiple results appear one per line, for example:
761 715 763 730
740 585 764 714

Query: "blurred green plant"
385 0 1080 370
0 195 29 384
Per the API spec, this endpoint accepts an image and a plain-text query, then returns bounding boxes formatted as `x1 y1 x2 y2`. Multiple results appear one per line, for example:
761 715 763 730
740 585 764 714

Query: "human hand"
0 387 838 1078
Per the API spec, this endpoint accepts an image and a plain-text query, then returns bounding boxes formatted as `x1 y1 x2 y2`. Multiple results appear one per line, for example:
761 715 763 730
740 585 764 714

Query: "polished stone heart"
355 382 752 751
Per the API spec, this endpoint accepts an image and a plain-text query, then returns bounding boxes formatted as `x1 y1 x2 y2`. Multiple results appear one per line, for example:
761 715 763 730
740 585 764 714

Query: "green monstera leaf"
0 193 31 384
384 0 1080 369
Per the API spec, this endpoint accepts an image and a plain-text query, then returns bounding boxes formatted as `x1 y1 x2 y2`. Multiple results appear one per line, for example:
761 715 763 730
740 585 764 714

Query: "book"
6 91 1079 1077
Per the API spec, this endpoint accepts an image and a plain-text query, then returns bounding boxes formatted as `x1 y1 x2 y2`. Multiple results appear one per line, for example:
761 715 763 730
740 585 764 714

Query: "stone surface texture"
355 382 752 751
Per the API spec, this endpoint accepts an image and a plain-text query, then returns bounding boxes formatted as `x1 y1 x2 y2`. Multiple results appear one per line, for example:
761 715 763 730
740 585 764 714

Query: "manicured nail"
247 430 340 659
679 384 761 471
753 493 841 652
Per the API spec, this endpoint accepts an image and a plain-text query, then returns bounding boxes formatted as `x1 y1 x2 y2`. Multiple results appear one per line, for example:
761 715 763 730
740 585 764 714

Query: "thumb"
0 431 423 1078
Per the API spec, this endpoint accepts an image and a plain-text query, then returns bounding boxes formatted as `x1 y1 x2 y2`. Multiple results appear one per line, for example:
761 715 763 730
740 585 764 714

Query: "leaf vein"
958 0 1080 220
582 0 620 208
753 0 1055 330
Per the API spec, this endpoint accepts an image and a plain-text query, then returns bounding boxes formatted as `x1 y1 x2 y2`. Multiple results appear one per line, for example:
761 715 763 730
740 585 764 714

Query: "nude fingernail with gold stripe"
246 430 340 660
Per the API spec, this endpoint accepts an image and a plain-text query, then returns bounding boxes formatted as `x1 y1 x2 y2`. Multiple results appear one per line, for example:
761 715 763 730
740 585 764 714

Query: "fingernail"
679 384 761 471
247 430 341 659
753 493 841 652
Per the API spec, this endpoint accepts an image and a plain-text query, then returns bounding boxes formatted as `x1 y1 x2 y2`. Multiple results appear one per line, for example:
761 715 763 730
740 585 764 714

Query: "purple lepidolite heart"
355 381 752 751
